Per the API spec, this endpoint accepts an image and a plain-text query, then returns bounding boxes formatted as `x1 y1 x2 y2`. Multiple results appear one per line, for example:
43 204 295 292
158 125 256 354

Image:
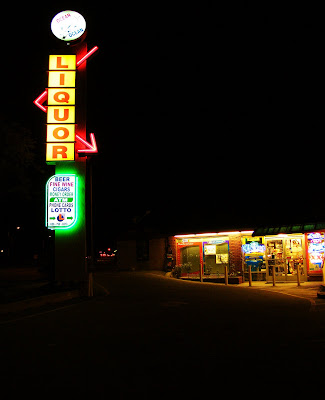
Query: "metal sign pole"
54 41 88 291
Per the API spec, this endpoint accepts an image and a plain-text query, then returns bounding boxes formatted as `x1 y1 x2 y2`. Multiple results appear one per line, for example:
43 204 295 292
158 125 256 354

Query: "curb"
317 284 325 299
0 290 80 315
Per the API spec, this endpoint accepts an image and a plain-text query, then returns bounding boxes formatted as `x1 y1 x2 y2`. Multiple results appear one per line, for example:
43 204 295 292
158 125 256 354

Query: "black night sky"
2 6 325 254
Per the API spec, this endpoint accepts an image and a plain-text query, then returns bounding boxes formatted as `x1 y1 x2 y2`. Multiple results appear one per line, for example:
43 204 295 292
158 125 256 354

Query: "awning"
252 222 325 237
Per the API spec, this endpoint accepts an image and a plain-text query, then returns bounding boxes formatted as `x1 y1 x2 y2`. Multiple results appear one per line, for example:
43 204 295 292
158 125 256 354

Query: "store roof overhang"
252 222 325 236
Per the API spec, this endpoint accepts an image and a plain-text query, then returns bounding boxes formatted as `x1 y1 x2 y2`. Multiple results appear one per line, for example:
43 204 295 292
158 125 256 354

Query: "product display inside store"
242 236 266 281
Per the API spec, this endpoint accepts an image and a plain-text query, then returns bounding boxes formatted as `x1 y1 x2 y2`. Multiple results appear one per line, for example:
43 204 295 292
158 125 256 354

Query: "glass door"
266 236 306 282
215 242 229 277
266 239 286 281
284 236 306 282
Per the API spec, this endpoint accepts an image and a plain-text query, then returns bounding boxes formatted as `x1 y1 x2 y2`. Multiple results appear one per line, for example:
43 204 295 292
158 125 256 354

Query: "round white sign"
51 11 86 42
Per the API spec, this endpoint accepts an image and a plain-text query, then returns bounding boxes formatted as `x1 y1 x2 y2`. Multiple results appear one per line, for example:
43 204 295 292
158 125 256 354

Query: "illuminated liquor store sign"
46 174 77 229
34 10 99 232
47 55 76 162
33 46 99 162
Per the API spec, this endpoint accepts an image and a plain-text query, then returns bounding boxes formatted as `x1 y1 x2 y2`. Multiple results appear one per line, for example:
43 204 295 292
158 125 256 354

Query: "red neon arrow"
76 133 98 154
33 90 47 112
76 46 99 67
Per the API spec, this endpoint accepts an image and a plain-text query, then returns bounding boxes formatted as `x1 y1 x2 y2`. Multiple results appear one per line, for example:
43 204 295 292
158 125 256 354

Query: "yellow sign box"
49 55 76 70
47 88 75 105
48 71 76 87
46 54 77 163
47 106 75 123
46 124 75 142
46 143 75 161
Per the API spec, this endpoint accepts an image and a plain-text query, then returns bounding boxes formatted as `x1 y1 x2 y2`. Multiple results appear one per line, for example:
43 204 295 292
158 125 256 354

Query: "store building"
116 222 325 282
174 225 325 283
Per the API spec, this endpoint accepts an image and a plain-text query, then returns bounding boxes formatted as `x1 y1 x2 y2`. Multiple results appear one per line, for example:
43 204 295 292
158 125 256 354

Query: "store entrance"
265 236 306 282
203 242 229 278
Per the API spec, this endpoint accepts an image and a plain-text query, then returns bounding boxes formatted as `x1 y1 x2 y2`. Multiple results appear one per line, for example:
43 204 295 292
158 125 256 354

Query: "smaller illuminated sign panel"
242 242 266 254
47 106 75 124
49 55 76 70
46 143 75 161
48 71 76 87
307 232 325 272
46 124 75 142
46 174 78 229
47 88 76 105
51 11 86 42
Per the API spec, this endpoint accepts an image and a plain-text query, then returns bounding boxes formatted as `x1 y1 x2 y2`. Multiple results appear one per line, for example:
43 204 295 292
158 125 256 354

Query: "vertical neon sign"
46 55 76 162
33 47 99 161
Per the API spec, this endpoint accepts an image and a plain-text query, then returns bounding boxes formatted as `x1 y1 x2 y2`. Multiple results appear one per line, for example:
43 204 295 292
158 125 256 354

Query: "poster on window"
205 245 216 255
290 238 302 252
216 253 228 264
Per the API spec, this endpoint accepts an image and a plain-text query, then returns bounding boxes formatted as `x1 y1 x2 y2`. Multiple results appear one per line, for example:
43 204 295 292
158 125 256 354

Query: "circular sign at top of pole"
51 10 86 42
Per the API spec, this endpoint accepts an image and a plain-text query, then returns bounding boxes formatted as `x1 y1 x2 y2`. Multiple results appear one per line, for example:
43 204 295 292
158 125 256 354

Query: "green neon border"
45 174 78 230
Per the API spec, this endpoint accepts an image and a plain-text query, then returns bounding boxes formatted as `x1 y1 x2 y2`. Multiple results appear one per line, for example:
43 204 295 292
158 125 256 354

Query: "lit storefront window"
242 236 266 281
307 232 325 275
175 234 229 279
